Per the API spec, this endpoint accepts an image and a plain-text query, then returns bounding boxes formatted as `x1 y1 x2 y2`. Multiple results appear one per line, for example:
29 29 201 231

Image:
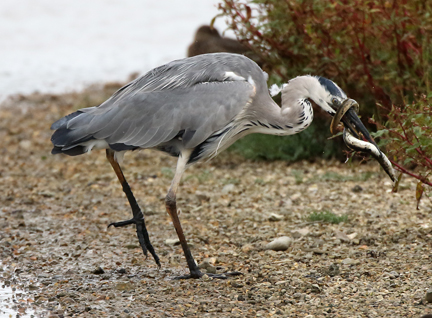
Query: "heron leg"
106 149 160 268
167 152 242 280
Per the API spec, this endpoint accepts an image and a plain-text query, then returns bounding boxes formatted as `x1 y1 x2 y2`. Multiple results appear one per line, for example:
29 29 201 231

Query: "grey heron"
51 53 395 279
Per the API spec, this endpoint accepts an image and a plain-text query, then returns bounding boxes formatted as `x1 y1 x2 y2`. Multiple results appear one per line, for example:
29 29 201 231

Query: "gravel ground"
1 86 432 318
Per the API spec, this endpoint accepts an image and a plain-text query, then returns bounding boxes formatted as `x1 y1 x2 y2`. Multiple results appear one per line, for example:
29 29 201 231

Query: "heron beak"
334 99 396 182
330 99 377 147
341 107 378 148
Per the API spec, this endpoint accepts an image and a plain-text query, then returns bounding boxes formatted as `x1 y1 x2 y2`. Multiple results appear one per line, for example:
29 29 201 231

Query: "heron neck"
246 96 314 136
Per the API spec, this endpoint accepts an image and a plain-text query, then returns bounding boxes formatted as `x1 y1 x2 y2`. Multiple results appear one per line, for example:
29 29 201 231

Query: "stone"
347 233 358 240
195 191 210 202
222 184 235 194
115 282 134 291
290 193 301 202
268 213 284 221
293 292 303 299
19 140 32 150
426 289 432 303
92 266 105 275
165 238 180 245
308 184 318 194
335 230 356 242
241 244 254 253
291 228 310 238
199 260 216 274
388 271 399 279
265 237 292 251
352 185 363 192
310 284 321 293
342 258 360 265
327 264 340 277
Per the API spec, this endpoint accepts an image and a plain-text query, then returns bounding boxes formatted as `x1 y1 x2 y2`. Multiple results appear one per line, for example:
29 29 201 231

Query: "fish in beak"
331 99 397 182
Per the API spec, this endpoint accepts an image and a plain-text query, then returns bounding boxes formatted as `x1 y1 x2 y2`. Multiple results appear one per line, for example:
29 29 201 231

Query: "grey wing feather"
51 53 265 153
98 80 254 149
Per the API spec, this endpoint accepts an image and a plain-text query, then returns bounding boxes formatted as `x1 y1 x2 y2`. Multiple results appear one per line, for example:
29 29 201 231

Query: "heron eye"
331 98 340 106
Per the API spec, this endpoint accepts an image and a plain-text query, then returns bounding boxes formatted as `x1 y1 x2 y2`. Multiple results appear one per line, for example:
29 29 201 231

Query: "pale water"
0 0 231 101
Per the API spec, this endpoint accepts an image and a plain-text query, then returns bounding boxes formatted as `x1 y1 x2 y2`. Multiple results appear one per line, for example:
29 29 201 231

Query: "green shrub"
307 211 348 224
218 0 431 112
217 0 432 200
217 0 432 163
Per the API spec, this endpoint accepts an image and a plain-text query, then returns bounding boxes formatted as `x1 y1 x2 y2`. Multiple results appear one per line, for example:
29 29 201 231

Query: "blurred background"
0 0 231 100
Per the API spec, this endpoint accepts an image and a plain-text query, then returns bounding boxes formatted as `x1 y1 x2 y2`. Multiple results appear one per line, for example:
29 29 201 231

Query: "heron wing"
83 81 254 149
51 53 265 152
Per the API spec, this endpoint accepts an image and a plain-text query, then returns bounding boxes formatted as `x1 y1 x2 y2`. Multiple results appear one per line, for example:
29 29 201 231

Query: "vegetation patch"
308 211 348 224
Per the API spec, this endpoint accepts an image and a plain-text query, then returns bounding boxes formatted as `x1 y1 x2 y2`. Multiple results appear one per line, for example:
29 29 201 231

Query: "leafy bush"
371 97 432 206
218 0 431 113
217 0 432 198
218 0 431 153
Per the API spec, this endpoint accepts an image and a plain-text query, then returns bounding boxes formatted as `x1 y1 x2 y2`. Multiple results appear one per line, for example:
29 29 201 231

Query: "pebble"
326 264 340 277
352 185 363 192
426 289 432 303
92 266 105 275
293 292 303 299
291 228 310 238
241 244 254 253
19 139 32 149
198 260 217 274
195 191 210 202
342 258 360 265
388 271 399 279
268 213 284 221
115 282 134 291
310 284 321 293
265 236 292 251
221 184 235 194
290 193 302 202
165 238 180 245
308 184 318 194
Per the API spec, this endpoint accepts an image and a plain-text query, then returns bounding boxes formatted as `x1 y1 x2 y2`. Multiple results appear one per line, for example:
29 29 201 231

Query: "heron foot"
108 214 161 268
173 270 243 280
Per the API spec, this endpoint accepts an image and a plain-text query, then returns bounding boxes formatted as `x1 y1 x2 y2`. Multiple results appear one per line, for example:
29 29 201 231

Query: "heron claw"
108 214 161 268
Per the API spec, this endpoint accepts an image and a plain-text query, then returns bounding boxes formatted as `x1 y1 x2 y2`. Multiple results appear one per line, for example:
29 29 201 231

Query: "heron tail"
50 110 94 156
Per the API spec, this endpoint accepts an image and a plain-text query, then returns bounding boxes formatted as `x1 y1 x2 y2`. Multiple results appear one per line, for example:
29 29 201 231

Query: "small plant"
160 167 174 179
223 178 240 185
183 170 213 184
196 170 213 183
291 169 304 185
308 211 348 224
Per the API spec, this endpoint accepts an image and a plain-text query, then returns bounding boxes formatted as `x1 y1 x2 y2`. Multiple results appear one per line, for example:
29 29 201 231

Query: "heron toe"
108 215 161 268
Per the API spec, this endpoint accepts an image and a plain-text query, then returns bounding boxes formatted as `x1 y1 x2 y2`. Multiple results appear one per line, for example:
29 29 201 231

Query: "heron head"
308 76 377 146
310 76 347 115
